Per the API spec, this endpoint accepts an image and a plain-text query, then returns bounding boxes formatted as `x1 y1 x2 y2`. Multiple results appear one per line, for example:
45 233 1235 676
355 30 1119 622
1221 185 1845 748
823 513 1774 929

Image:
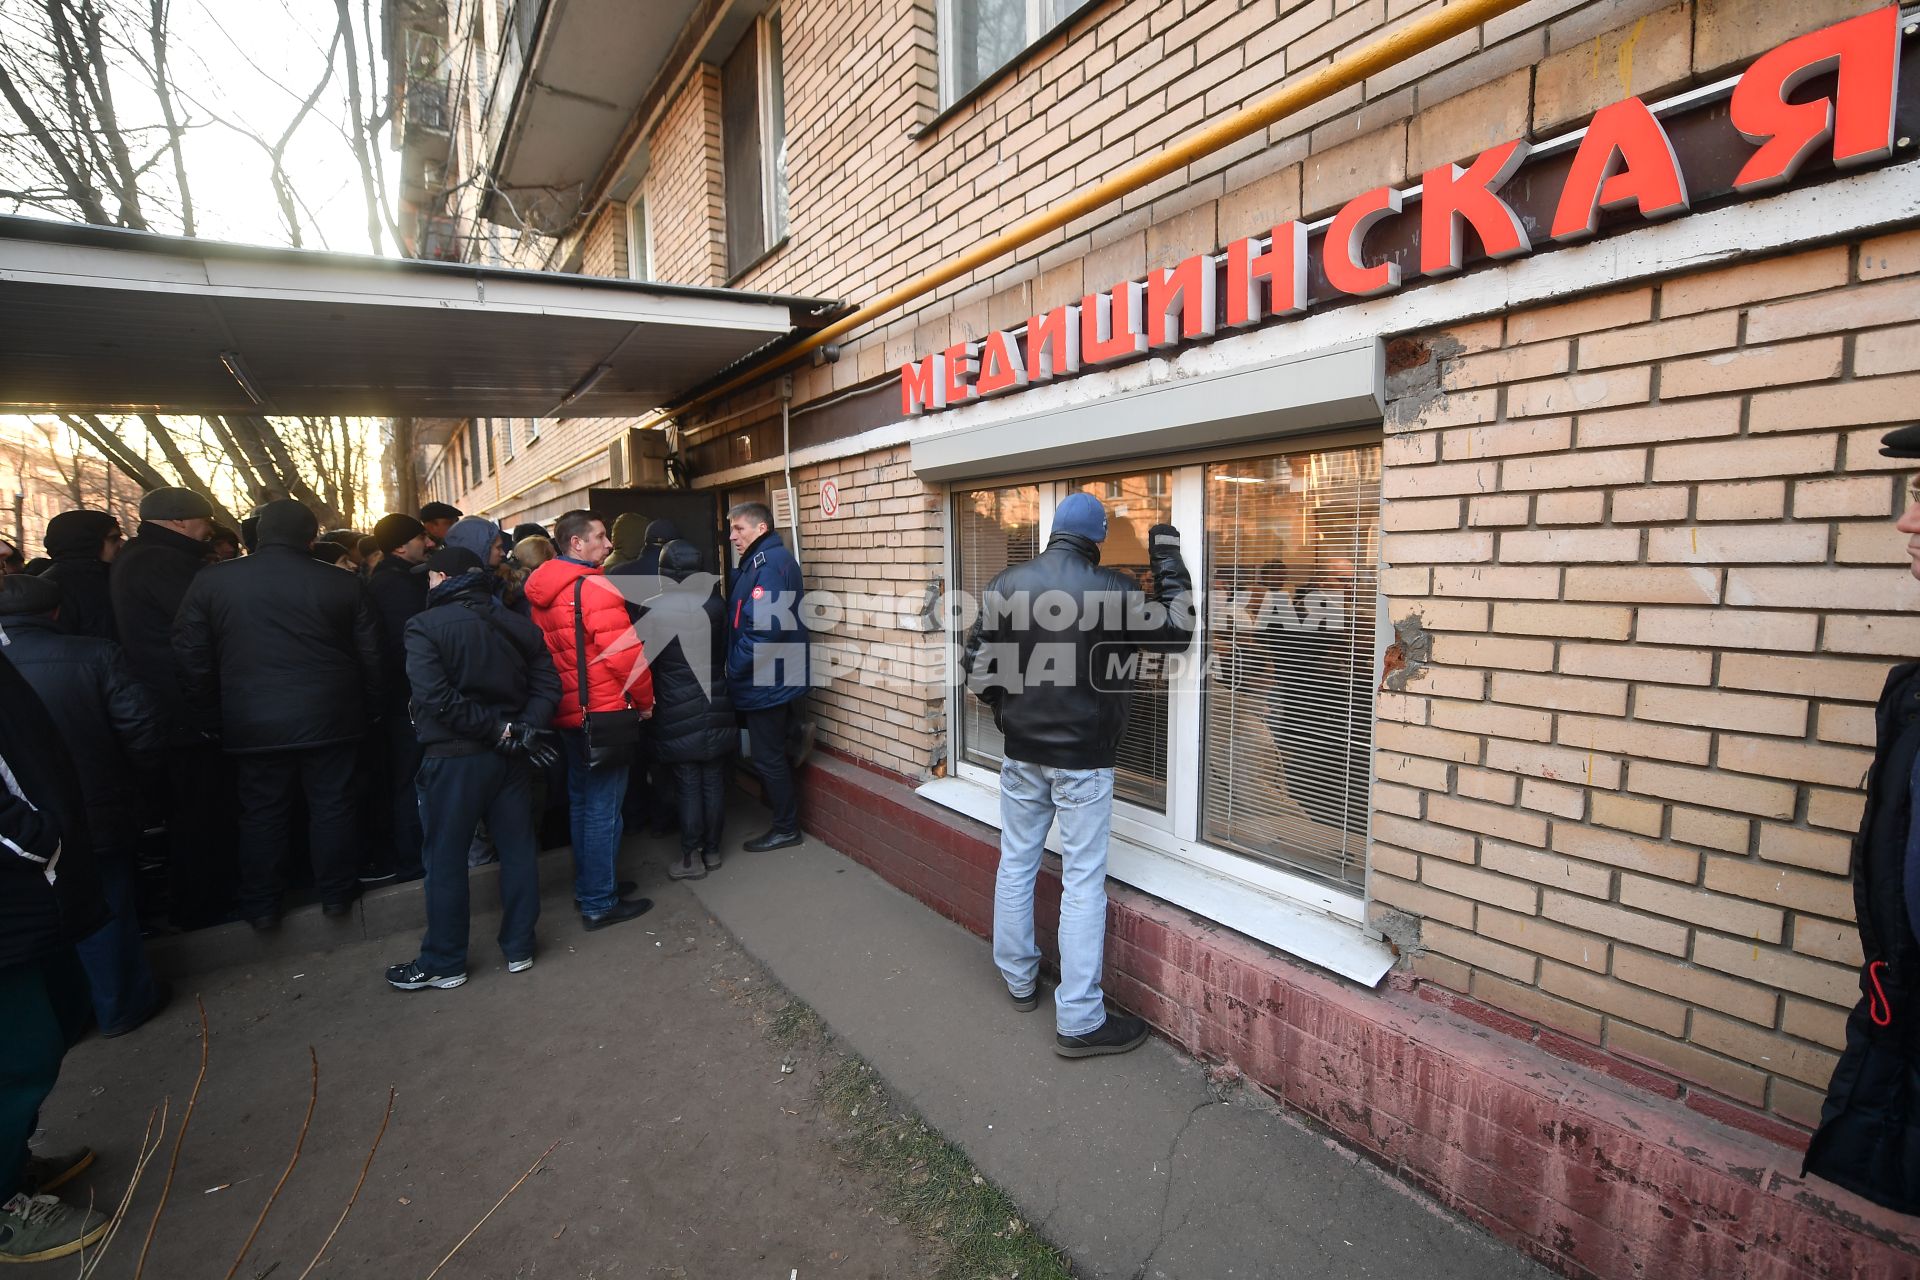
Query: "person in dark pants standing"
173 499 384 930
640 540 733 879
724 502 811 852
386 545 560 990
111 486 230 929
362 514 433 884
0 645 111 1262
0 576 170 1037
37 510 121 641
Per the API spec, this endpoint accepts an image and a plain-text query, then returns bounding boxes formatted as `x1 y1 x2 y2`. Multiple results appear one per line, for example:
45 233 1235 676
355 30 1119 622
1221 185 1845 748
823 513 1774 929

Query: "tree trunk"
136 413 240 528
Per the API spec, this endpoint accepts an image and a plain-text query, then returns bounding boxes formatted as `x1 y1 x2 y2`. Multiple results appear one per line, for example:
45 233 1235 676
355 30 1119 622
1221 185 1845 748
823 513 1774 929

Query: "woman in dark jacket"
640 540 734 880
38 510 120 641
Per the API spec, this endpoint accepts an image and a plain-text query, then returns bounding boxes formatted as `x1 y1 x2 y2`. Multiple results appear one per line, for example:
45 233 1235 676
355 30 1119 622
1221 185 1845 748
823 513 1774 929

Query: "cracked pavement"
689 825 1554 1279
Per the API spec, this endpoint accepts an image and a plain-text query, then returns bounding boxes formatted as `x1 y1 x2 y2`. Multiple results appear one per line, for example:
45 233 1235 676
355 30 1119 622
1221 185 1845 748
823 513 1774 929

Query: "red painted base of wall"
798 751 1920 1280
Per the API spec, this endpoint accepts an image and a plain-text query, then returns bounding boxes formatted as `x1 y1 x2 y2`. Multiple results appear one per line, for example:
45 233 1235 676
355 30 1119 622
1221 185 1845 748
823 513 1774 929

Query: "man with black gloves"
386 545 561 990
0 644 111 1262
362 513 433 885
173 499 384 929
961 492 1194 1059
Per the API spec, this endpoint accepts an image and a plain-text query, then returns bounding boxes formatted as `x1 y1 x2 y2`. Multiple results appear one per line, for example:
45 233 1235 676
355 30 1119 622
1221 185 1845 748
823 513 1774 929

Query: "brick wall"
1372 228 1920 1134
790 444 948 774
647 63 726 287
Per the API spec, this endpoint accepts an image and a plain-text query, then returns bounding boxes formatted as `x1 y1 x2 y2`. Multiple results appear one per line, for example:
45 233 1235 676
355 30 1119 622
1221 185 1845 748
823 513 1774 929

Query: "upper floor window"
940 0 1084 107
722 7 788 279
628 198 651 282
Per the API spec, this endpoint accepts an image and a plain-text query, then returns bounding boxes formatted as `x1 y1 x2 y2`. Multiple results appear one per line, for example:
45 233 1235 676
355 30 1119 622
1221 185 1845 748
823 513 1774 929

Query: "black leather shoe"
248 914 282 933
617 880 637 896
581 897 654 931
322 899 356 919
1008 984 1039 1013
1056 1014 1150 1058
743 829 802 853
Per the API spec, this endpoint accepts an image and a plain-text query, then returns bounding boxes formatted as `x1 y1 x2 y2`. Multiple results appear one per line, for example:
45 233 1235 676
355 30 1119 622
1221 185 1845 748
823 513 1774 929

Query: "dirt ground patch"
22 873 950 1279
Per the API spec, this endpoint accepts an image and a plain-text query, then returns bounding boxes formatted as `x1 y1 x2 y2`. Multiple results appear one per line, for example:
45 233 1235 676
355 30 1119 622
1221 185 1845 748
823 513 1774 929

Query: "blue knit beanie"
1052 492 1108 544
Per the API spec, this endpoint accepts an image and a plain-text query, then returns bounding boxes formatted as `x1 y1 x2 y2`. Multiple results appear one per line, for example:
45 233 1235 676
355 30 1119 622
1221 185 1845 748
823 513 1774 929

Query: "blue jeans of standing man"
994 758 1115 1037
559 729 629 915
415 752 541 974
73 851 160 1034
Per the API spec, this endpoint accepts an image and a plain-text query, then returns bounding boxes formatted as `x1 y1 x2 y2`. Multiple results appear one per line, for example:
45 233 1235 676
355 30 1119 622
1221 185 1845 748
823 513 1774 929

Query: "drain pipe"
779 373 802 565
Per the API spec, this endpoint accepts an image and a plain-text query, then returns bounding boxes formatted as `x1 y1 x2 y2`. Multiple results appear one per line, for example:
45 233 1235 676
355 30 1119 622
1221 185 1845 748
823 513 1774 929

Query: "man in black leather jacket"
961 491 1194 1058
173 499 384 928
385 545 561 990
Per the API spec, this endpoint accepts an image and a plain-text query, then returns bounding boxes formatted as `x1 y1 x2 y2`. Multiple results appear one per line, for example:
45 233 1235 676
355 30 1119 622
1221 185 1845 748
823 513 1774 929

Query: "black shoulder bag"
574 578 641 768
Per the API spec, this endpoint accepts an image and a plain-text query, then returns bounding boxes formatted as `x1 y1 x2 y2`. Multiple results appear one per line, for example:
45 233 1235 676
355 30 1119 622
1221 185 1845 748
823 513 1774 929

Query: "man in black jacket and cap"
0 643 112 1262
111 486 229 929
961 492 1194 1060
385 544 560 990
361 513 433 885
1806 424 1920 1213
37 510 121 641
174 499 385 929
0 576 169 1037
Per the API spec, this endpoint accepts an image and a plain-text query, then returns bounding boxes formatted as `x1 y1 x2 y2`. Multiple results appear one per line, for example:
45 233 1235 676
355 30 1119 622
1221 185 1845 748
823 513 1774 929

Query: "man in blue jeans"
962 492 1194 1057
385 545 562 990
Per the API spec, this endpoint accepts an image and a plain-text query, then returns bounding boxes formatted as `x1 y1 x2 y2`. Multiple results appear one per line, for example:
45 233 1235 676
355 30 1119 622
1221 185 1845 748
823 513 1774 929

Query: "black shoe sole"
743 832 802 852
1009 990 1039 1012
1055 1025 1150 1058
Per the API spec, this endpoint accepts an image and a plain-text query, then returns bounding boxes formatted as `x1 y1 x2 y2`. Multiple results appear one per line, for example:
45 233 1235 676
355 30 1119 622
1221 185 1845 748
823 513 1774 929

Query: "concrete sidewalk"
690 828 1554 1280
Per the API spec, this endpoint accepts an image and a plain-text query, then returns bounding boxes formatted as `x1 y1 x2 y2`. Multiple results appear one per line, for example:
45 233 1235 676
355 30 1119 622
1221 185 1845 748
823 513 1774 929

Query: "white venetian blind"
1202 444 1381 889
954 484 1039 769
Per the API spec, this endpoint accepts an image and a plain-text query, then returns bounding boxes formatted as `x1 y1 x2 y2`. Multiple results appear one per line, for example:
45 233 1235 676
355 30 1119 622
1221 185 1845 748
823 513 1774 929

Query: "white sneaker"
507 956 533 973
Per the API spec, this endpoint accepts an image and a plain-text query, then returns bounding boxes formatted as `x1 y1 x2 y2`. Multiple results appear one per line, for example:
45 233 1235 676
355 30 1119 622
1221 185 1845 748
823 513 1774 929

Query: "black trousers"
162 745 236 928
672 759 728 855
233 742 361 919
743 703 800 834
416 753 540 974
368 712 425 877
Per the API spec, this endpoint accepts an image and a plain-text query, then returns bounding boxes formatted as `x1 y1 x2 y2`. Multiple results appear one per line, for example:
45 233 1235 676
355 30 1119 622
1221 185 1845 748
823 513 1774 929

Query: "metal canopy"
0 215 835 418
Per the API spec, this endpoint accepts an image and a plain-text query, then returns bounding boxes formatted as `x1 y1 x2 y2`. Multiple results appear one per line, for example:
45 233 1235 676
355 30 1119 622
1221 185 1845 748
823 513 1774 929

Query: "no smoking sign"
820 478 844 518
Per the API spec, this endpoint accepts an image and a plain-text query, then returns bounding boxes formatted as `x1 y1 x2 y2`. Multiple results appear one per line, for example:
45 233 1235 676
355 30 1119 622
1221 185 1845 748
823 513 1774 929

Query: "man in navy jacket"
724 502 811 851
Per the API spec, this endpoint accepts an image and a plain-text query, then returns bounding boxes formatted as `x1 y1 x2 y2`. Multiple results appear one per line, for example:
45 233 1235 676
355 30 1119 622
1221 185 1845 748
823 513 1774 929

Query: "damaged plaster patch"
1380 612 1433 693
1383 332 1466 431
1368 904 1421 959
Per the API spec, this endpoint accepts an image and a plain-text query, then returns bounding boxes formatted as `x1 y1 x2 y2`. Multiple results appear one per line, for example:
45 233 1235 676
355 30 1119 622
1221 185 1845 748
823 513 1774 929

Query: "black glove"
497 722 560 770
1148 523 1181 560
1145 523 1193 601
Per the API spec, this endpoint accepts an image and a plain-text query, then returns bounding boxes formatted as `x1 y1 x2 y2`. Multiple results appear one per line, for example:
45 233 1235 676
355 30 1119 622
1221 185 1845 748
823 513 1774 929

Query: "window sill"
915 774 1393 988
726 234 790 288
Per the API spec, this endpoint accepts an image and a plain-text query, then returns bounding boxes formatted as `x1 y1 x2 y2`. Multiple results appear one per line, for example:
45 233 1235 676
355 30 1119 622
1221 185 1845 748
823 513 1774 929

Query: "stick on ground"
421 1139 562 1280
295 1085 396 1280
223 1045 319 1280
134 995 210 1280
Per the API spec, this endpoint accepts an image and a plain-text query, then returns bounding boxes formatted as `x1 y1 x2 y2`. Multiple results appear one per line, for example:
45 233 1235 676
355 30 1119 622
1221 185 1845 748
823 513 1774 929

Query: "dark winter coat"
110 521 209 721
0 645 107 969
639 542 733 764
724 529 810 711
173 543 385 752
0 613 166 854
1806 662 1920 1212
39 555 115 641
404 572 561 755
961 530 1195 770
366 554 430 708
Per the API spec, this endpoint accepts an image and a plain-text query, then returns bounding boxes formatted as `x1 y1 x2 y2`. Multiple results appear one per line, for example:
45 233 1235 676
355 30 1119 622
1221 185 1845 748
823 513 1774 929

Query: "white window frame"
722 6 788 279
928 427 1394 985
936 0 1093 108
627 196 652 282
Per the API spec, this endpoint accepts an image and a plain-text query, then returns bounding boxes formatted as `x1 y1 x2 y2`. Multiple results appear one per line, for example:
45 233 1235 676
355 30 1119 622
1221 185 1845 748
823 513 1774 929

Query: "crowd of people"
1 486 813 1259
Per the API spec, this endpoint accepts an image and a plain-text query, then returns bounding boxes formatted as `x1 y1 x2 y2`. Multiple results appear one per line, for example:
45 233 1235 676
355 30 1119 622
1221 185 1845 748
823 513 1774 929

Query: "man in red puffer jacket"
523 509 656 930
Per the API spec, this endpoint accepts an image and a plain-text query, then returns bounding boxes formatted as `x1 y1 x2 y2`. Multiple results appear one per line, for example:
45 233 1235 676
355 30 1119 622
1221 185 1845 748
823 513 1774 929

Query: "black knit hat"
373 512 427 553
0 574 61 616
44 509 119 558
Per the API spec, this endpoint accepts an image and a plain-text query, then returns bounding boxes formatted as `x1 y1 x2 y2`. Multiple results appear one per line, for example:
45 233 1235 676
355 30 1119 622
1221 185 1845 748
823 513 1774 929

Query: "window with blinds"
953 484 1039 769
1202 445 1380 889
1069 471 1172 812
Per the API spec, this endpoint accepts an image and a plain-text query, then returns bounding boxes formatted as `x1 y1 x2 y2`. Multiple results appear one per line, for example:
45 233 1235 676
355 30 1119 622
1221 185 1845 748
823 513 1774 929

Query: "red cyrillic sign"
901 6 1909 417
